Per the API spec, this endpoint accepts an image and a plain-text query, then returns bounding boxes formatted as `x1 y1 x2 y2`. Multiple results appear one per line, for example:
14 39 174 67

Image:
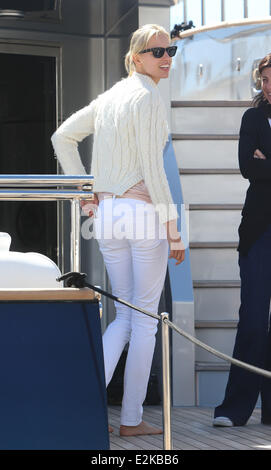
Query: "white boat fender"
0 233 62 288
0 232 11 252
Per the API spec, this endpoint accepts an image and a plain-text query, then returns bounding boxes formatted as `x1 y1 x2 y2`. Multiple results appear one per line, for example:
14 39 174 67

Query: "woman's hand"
254 149 266 160
165 220 185 265
168 238 185 265
80 193 99 218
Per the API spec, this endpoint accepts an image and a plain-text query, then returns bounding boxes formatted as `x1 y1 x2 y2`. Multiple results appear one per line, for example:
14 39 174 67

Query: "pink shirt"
97 180 152 204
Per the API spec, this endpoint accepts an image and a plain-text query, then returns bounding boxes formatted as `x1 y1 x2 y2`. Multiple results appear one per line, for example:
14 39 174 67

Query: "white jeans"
94 198 169 425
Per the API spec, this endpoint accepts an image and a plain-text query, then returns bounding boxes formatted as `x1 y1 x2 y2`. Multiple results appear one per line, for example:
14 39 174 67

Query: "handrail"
175 0 271 34
0 174 94 271
172 17 271 40
0 189 92 200
0 175 94 186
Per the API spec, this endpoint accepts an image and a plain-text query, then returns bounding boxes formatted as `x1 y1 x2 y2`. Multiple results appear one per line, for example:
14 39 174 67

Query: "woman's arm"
239 109 271 180
134 92 185 264
51 99 97 175
134 92 178 224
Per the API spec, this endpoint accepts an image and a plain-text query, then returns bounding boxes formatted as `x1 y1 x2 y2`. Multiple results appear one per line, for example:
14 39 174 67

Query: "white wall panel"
172 106 247 134
190 248 240 280
181 174 248 205
195 329 236 363
189 210 241 242
173 140 239 169
194 287 240 321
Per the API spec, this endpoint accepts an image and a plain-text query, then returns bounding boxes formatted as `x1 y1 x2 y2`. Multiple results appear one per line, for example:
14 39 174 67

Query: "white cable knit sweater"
51 71 178 224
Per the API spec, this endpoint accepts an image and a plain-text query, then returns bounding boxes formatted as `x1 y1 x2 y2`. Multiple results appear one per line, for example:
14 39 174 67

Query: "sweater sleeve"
51 99 97 175
238 108 271 181
134 91 178 224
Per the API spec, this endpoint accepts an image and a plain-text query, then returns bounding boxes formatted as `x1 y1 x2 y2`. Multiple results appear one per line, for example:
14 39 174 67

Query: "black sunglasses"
139 46 177 59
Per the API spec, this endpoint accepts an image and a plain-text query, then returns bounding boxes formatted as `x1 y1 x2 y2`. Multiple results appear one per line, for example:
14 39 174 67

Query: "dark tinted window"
0 1 55 11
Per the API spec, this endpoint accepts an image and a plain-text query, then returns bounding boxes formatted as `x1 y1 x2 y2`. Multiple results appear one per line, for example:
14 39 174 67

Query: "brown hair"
252 53 271 108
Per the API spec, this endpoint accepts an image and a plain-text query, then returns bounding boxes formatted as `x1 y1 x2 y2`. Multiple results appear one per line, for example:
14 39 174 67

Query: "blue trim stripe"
163 136 194 302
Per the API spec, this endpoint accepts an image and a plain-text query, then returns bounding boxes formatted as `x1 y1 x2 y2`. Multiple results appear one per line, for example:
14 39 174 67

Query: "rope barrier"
58 271 271 380
165 318 271 379
58 272 161 320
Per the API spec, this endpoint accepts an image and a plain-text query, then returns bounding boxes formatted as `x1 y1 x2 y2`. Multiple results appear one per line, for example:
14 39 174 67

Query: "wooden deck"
108 406 271 450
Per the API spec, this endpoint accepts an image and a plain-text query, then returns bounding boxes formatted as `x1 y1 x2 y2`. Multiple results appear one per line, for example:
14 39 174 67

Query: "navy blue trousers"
214 224 271 425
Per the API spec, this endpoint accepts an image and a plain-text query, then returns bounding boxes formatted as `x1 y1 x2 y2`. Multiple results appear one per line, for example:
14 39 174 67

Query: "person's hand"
80 193 99 217
168 237 185 265
254 149 266 160
165 220 185 265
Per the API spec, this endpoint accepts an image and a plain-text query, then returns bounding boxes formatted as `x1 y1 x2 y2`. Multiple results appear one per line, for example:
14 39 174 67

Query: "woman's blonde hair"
125 24 170 75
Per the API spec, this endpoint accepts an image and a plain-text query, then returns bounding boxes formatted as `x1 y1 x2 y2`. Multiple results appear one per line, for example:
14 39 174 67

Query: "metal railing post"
243 0 248 18
70 198 81 272
221 0 225 22
201 0 205 25
183 0 187 24
161 312 172 451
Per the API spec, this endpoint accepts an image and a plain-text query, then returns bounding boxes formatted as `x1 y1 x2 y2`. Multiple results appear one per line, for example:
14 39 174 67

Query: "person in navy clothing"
214 53 271 427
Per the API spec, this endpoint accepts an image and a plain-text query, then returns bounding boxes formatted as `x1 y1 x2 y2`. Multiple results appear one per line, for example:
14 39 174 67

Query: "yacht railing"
177 0 271 26
0 174 94 271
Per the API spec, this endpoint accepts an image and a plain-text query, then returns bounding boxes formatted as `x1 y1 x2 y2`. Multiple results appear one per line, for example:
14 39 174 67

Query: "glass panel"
224 0 244 21
0 53 57 260
170 2 184 29
186 0 202 28
0 1 55 11
248 0 270 18
205 0 222 25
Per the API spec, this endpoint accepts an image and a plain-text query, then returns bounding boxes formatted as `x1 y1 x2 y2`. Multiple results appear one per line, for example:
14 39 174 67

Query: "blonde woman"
51 24 185 436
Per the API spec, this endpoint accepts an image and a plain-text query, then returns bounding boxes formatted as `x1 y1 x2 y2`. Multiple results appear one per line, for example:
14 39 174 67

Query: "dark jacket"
238 106 271 255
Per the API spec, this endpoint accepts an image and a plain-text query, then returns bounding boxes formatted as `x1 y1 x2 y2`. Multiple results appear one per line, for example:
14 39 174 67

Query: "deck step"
196 362 230 371
195 320 238 328
171 105 246 134
194 283 240 322
190 248 239 281
196 329 236 363
172 134 239 140
171 97 245 407
193 280 241 288
189 210 240 243
180 174 248 205
171 100 251 108
173 139 239 170
190 242 238 249
180 168 240 175
189 203 243 211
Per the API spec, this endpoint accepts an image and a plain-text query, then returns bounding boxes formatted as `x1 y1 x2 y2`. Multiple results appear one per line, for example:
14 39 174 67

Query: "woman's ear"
133 53 142 67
